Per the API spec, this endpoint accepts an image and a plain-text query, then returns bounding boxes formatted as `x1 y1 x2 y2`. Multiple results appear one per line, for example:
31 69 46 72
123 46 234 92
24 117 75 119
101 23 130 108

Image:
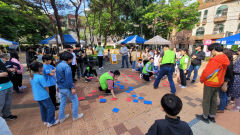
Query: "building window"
213 24 224 34
203 10 208 19
196 27 205 36
238 23 240 33
216 5 228 18
198 11 202 20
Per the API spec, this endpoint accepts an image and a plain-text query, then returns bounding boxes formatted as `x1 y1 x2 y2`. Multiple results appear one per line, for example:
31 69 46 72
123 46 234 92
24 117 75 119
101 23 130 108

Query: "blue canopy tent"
0 38 19 49
0 38 19 45
120 35 146 44
216 33 240 45
40 34 77 45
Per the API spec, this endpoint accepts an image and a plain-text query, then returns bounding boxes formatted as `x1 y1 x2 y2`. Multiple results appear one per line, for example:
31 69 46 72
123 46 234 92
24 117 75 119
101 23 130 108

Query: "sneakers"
208 116 216 123
73 113 84 121
3 115 17 120
196 114 209 123
60 114 70 124
191 80 195 83
181 86 187 89
178 84 182 87
186 78 190 80
139 74 143 79
19 86 27 90
43 122 48 126
47 119 59 127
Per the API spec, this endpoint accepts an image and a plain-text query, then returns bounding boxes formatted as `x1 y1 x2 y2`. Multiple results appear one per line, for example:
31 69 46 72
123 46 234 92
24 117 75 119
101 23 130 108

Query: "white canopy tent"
144 35 171 45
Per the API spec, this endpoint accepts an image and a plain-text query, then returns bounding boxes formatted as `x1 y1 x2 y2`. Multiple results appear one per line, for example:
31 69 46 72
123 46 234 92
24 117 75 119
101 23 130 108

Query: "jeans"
59 89 79 120
77 63 84 78
121 55 129 68
179 69 186 86
136 67 143 73
0 87 13 117
154 66 158 73
49 85 57 107
187 64 200 81
154 65 176 94
202 85 218 116
132 61 136 70
98 56 103 68
38 98 56 124
218 89 227 111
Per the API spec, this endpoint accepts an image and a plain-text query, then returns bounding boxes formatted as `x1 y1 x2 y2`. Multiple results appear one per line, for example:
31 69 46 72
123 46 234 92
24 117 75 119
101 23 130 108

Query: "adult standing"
0 55 17 120
120 44 129 68
26 47 37 69
74 44 85 79
68 46 77 82
153 45 176 94
196 43 229 123
186 45 205 83
96 42 104 70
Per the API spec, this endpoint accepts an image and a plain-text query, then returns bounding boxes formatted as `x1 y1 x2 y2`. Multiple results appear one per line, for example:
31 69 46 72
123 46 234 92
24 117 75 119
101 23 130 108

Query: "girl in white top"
153 50 160 73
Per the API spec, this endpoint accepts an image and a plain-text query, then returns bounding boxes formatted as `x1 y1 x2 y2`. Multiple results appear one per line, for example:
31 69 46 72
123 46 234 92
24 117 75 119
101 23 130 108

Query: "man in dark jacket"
187 45 205 83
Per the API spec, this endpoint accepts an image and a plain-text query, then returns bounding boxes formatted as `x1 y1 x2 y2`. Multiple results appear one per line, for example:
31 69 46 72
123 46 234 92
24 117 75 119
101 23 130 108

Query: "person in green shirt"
142 57 154 81
153 45 176 94
98 70 120 98
179 49 190 88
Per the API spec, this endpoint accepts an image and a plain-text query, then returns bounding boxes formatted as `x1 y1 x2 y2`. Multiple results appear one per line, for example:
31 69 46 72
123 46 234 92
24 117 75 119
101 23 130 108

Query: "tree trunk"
50 0 64 45
75 7 81 43
104 0 115 47
170 26 178 48
98 12 102 41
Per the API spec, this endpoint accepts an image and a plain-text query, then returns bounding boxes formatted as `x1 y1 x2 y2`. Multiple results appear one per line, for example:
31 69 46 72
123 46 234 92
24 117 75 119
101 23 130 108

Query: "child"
136 59 144 73
98 70 120 98
37 50 43 62
131 48 137 71
146 94 193 135
42 55 59 110
30 62 59 127
179 49 190 89
142 57 154 81
154 50 160 73
84 65 98 82
10 52 26 91
56 51 83 123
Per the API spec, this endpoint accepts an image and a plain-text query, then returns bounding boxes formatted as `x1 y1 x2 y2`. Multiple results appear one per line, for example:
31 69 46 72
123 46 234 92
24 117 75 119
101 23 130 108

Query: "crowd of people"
0 42 239 134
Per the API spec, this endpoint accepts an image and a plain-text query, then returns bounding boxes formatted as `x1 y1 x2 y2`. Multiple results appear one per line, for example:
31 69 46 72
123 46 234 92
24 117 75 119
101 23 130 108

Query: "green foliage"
0 1 52 45
231 45 239 51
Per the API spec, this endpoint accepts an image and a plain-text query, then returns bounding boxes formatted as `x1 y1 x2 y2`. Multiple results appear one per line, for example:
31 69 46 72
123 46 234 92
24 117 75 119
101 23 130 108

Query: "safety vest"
142 62 153 74
180 55 190 70
97 46 104 56
161 49 175 65
99 72 114 90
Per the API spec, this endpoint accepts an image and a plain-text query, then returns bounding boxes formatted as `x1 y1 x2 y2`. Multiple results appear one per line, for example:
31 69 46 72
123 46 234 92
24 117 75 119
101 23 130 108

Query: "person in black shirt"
74 44 85 79
146 94 193 135
84 65 98 82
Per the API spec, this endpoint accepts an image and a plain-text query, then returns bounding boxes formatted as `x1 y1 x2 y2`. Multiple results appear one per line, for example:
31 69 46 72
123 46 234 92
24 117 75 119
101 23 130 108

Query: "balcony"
220 0 233 4
214 16 227 23
202 19 207 25
191 33 224 41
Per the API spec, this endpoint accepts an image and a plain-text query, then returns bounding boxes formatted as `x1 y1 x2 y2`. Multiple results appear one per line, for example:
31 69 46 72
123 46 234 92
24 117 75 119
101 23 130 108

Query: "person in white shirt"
96 42 104 70
154 50 160 73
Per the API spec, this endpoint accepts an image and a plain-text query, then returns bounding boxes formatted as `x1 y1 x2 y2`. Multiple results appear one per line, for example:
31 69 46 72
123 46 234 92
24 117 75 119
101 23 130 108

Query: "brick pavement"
7 64 240 135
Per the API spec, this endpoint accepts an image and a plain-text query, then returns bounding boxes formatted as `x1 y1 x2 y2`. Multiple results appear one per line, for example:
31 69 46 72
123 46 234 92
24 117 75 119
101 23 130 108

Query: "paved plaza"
7 61 240 135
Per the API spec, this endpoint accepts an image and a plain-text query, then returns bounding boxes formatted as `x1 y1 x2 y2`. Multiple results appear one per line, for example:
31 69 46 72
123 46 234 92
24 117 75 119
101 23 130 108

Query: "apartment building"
190 0 240 51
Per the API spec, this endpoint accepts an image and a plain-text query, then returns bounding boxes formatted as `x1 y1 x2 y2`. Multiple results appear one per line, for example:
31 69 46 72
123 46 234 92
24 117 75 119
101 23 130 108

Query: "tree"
0 1 52 45
69 0 82 43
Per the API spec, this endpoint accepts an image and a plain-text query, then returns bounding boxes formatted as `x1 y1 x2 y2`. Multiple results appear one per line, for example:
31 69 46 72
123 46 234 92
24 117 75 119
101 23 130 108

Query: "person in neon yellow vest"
179 49 190 89
98 70 120 98
153 45 176 94
96 42 104 70
142 57 154 81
